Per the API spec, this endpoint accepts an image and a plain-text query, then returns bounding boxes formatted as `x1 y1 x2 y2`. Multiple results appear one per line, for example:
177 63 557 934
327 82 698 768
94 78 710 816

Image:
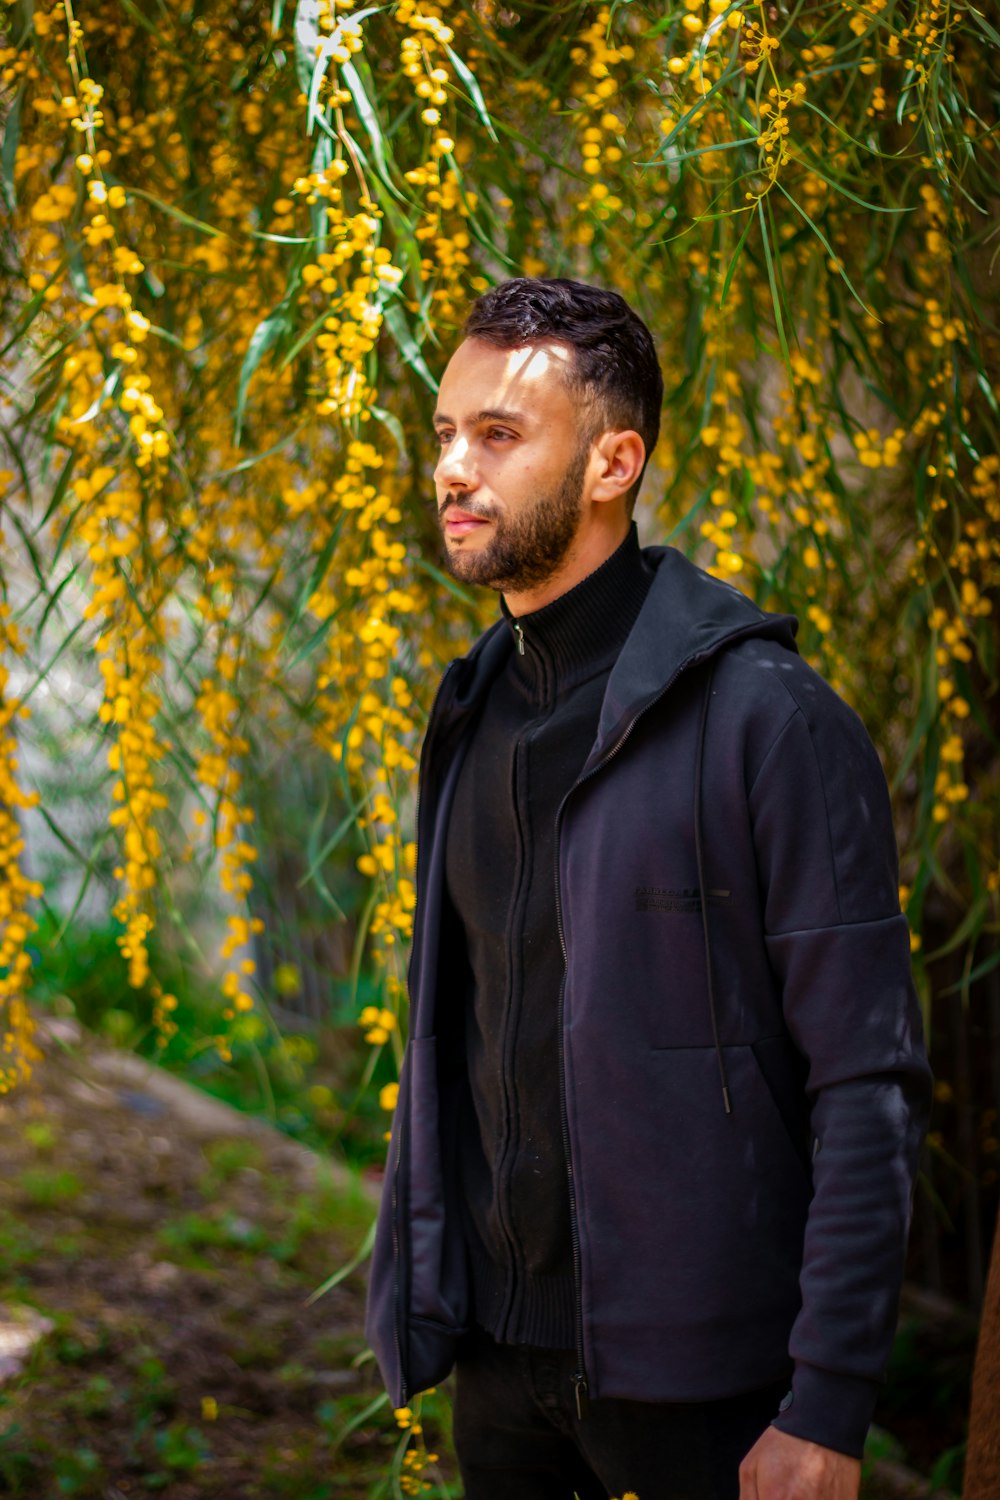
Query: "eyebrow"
432 407 530 427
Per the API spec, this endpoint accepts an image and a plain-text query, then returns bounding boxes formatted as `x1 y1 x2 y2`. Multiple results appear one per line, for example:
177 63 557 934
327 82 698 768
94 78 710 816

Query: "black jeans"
453 1329 791 1500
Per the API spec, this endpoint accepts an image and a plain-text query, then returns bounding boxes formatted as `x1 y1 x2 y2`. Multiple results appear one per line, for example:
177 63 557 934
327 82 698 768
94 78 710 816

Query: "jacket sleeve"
747 679 932 1459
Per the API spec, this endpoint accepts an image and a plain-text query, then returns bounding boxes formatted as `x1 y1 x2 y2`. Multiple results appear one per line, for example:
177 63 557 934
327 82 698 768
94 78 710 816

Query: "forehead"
435 337 576 419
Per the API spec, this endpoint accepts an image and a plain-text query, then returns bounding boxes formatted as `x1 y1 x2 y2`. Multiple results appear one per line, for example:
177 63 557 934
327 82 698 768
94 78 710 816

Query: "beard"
438 445 588 594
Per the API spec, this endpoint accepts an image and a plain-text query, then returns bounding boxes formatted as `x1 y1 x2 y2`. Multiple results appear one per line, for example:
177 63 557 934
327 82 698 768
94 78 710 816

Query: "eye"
434 427 453 445
487 427 516 442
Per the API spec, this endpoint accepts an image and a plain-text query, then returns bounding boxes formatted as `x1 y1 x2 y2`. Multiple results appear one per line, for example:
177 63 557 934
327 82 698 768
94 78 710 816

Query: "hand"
738 1424 861 1500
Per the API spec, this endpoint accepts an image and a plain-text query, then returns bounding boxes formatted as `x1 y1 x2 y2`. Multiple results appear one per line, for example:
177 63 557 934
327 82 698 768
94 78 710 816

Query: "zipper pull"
513 621 525 656
573 1372 589 1421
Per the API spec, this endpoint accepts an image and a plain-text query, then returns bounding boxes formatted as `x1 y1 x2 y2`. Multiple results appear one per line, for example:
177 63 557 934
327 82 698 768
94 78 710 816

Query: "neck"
501 509 631 617
499 522 652 698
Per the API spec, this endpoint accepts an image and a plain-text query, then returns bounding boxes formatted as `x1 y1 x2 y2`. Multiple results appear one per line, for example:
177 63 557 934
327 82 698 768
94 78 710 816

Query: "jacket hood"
593 545 798 762
431 544 799 762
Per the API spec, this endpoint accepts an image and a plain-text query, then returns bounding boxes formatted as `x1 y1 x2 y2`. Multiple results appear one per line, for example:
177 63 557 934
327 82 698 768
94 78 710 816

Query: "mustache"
438 493 498 521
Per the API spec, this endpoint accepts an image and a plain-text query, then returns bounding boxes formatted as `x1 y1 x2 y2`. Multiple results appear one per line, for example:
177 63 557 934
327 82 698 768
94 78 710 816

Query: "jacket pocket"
643 1041 812 1197
571 1041 810 1392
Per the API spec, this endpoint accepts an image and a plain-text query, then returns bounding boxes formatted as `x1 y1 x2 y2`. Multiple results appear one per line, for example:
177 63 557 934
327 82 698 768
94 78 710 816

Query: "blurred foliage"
0 0 996 1085
0 1055 407 1499
29 908 396 1164
0 1 998 1489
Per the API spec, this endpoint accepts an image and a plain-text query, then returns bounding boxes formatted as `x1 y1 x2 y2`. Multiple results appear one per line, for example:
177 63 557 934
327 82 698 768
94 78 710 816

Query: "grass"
0 1037 457 1499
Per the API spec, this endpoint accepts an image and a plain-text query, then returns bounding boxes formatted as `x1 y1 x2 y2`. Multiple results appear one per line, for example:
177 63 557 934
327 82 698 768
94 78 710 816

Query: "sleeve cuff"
770 1363 881 1459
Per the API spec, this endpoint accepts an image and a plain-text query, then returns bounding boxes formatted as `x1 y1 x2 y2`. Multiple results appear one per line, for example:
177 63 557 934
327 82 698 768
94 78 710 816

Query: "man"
366 277 932 1500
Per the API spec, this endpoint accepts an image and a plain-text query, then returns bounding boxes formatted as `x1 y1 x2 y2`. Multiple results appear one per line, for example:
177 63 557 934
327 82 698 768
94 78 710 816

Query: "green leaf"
210 419 311 479
939 946 1000 997
276 301 338 375
15 614 90 709
305 1217 377 1304
413 557 482 609
719 210 755 309
975 369 1000 418
757 198 793 372
116 0 161 35
307 861 350 921
66 242 94 304
922 896 990 963
1 82 23 213
12 0 34 47
370 402 407 460
235 300 294 446
382 302 438 392
247 229 316 244
140 320 186 350
341 55 401 196
0 287 48 362
285 613 336 672
34 806 115 945
69 365 121 427
37 449 77 529
306 9 382 143
775 180 876 319
299 795 368 889
644 135 757 169
294 0 320 96
35 557 86 640
651 67 738 155
967 5 1000 48
277 510 346 647
125 186 227 237
444 43 499 143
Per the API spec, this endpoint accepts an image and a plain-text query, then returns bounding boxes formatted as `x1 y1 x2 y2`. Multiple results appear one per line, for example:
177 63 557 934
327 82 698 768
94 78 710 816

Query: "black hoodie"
366 541 932 1460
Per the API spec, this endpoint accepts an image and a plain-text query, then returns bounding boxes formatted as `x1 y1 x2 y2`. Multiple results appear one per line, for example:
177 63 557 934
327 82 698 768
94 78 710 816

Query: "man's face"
432 337 593 594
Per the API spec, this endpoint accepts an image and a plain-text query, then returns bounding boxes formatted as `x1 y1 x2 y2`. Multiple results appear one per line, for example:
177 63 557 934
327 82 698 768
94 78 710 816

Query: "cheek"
493 450 541 491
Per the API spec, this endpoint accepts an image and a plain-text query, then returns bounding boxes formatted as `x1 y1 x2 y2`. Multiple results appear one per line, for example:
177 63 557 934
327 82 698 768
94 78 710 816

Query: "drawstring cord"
693 658 732 1116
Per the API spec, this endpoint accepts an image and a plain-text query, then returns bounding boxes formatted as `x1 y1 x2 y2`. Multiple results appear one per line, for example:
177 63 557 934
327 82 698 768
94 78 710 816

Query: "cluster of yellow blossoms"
194 647 261 1031
927 457 1000 832
569 9 631 239
393 1398 441 1495
77 470 172 994
398 3 475 324
301 212 394 420
0 599 43 1092
0 2 996 1491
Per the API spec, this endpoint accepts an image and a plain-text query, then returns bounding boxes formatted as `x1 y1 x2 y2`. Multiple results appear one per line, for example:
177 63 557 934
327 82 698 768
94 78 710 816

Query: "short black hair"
463 277 663 505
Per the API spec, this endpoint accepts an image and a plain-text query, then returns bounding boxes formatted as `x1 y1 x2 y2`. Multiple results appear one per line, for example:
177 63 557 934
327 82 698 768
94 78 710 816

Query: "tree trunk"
964 1209 1000 1499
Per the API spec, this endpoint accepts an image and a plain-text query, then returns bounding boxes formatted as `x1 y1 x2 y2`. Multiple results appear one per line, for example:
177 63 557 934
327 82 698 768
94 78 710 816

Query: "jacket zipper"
496 629 559 1338
492 738 531 1334
396 628 730 1404
553 652 709 1415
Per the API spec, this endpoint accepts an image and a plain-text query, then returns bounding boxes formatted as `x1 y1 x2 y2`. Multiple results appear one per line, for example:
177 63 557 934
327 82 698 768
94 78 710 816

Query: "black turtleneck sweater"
445 524 654 1348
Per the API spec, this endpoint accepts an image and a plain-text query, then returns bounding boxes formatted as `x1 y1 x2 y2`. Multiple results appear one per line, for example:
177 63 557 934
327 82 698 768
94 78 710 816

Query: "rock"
0 1305 55 1383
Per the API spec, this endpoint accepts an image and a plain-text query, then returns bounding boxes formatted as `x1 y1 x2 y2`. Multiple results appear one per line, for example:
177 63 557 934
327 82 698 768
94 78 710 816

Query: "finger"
738 1452 761 1500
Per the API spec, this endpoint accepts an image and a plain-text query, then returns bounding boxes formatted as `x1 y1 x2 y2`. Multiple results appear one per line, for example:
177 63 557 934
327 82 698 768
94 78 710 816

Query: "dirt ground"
0 1023 458 1499
0 1024 968 1500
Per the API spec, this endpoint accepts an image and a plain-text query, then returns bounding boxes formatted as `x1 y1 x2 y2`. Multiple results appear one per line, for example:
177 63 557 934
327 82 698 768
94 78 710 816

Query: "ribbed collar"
499 523 653 704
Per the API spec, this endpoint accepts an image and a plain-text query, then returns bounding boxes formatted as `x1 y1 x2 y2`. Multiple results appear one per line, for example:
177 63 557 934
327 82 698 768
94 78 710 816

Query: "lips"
441 504 492 537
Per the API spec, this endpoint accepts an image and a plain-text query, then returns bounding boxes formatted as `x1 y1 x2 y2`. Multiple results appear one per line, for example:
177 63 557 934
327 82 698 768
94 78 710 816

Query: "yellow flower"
274 963 301 997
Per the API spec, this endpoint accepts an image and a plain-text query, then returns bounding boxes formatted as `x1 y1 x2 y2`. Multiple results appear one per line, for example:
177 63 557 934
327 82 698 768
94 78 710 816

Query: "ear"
589 429 646 504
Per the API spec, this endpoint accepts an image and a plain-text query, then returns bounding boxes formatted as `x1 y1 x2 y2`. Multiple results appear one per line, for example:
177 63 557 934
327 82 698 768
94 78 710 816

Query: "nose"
434 434 476 494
